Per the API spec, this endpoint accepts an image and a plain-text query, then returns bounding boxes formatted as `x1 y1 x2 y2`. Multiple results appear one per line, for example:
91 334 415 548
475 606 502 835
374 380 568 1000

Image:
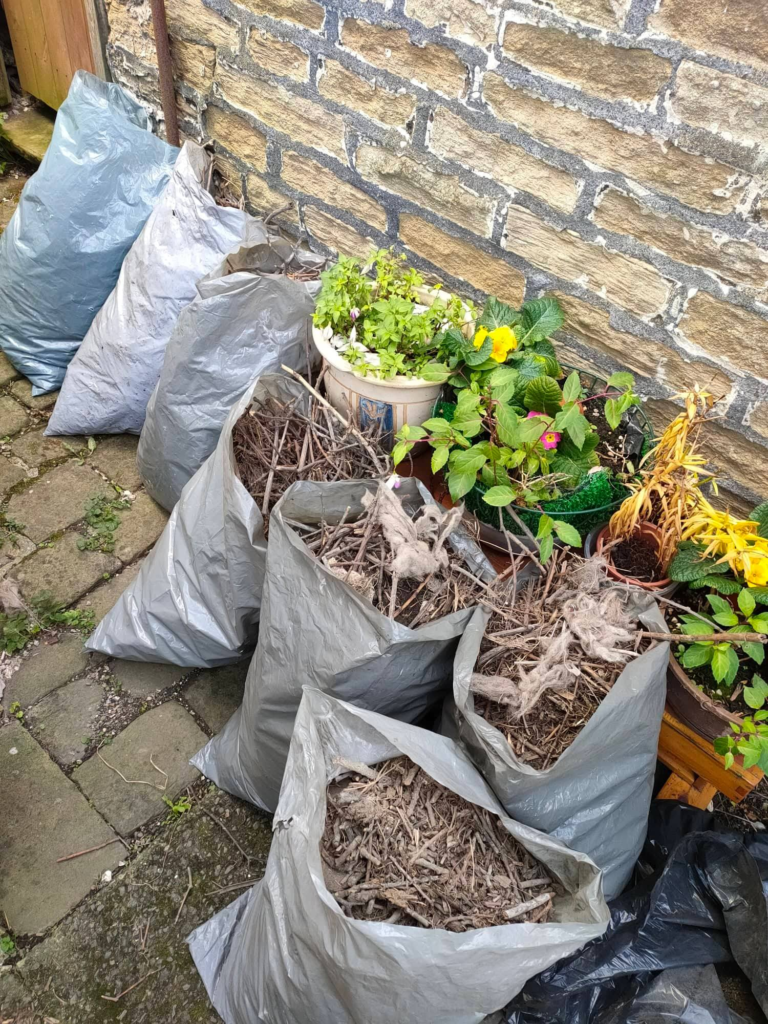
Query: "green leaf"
607 371 635 389
689 576 743 595
431 446 450 473
743 641 765 665
519 297 564 343
455 389 482 419
713 736 731 755
755 710 768 721
741 745 762 770
450 446 487 475
562 371 582 404
550 434 600 488
723 751 735 770
708 594 735 616
392 442 411 466
680 644 713 669
87 436 97 452
399 424 426 441
748 586 768 605
518 413 555 444
483 485 517 507
604 398 622 431
479 297 519 331
554 403 589 450
537 514 555 539
488 365 520 403
553 521 582 547
448 471 478 502
539 533 554 564
668 543 730 583
495 403 521 447
712 611 739 627
530 339 556 358
749 614 768 632
464 335 493 366
751 500 768 539
711 645 739 686
420 417 453 436
743 683 767 709
515 356 549 392
418 362 452 383
739 589 757 617
524 375 563 417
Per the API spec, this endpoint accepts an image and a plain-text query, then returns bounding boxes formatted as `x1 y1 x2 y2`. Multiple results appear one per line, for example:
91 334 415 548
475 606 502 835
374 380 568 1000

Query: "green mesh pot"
436 365 653 540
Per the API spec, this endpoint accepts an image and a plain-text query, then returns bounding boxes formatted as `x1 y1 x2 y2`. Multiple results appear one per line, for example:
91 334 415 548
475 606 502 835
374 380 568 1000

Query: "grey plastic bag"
86 374 306 667
444 604 669 901
137 227 325 511
47 141 249 436
0 71 177 394
188 687 610 1024
192 477 495 812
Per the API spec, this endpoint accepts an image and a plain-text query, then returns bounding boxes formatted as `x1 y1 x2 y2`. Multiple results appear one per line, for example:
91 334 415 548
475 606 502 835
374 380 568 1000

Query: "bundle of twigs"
301 483 494 626
232 385 388 530
321 755 557 931
471 547 654 770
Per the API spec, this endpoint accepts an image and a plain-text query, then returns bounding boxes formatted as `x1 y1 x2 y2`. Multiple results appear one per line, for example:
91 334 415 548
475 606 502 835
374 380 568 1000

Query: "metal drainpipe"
150 0 181 147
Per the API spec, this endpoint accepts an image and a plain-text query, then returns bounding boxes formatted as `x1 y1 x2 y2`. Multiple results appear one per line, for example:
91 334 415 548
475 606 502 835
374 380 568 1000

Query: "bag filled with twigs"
86 373 386 667
444 550 669 900
192 477 496 811
187 688 609 1024
137 227 326 512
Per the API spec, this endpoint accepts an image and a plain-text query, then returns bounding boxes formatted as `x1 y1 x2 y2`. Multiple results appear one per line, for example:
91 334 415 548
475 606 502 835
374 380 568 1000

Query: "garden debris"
471 547 652 769
232 388 387 529
321 755 557 932
303 482 491 625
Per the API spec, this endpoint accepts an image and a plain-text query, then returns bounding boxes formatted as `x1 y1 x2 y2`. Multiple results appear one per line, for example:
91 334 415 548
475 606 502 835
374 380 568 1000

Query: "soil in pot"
321 754 560 930
611 532 666 584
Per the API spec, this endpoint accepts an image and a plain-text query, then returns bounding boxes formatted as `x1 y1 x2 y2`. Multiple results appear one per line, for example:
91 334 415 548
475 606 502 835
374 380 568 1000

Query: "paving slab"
75 561 142 623
0 721 122 934
10 379 58 411
0 396 29 437
17 789 271 1022
1 106 53 163
0 532 36 571
114 491 169 564
0 455 28 495
11 428 87 468
185 661 248 734
89 434 143 491
0 350 21 385
12 531 120 605
72 702 207 835
7 462 113 542
26 675 103 765
0 969 33 1016
110 659 190 698
6 633 90 708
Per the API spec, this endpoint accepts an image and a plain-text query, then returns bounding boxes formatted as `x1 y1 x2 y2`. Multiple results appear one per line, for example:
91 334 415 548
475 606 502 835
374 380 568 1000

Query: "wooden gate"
2 0 104 109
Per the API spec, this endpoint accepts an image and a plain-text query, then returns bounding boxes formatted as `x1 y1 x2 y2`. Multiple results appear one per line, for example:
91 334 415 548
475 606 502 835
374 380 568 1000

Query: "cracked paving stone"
0 350 21 386
88 434 142 492
25 675 103 765
10 378 59 411
185 661 248 734
7 462 113 542
75 561 142 623
110 659 190 698
0 396 29 437
72 702 207 835
10 427 87 468
0 721 122 934
0 455 28 495
6 633 90 708
114 491 169 564
12 531 120 605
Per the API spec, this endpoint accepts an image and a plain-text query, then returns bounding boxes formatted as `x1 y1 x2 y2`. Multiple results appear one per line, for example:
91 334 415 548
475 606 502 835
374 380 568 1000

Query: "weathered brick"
677 291 768 382
404 0 496 48
106 0 156 63
216 64 347 161
171 38 215 92
356 145 495 236
553 291 732 394
671 62 768 150
502 23 671 106
430 108 579 215
206 105 268 170
546 0 628 29
164 0 238 49
503 206 670 318
245 173 298 227
400 215 525 304
318 61 417 130
281 152 387 230
748 402 768 439
341 18 467 99
303 207 376 258
238 0 325 30
483 75 744 215
649 0 768 74
593 188 768 291
246 27 310 81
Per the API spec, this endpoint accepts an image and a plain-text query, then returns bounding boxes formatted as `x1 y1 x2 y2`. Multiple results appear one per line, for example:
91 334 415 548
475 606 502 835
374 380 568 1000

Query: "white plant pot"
312 326 443 435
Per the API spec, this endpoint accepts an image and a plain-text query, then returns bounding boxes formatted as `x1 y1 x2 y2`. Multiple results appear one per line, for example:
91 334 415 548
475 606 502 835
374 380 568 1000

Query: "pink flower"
349 307 361 322
527 410 561 450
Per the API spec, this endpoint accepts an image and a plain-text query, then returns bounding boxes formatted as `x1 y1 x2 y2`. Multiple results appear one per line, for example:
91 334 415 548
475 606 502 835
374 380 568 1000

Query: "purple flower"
350 307 360 322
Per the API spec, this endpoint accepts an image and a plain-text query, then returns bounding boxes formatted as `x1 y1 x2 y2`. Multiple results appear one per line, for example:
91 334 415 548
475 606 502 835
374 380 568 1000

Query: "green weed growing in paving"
0 591 95 655
78 493 131 553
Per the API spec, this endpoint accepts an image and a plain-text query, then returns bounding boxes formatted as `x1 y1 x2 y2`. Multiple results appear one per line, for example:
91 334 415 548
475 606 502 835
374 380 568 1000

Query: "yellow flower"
743 540 768 587
473 327 489 349
489 326 518 363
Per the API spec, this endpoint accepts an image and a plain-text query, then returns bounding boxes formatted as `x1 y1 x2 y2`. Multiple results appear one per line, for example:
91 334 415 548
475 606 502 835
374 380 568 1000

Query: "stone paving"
0 373 266 1023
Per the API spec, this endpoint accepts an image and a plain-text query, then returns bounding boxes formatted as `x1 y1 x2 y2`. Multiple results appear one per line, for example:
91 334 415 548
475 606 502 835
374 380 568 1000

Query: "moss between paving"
10 427 87 468
0 455 28 496
75 561 142 623
184 661 249 734
10 379 58 411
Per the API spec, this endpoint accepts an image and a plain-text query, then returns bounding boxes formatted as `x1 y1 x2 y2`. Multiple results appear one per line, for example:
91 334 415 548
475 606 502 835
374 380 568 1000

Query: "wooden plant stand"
657 705 764 809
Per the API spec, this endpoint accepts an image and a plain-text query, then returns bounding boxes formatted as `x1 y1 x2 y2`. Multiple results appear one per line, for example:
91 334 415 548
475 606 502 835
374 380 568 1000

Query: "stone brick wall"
102 0 768 512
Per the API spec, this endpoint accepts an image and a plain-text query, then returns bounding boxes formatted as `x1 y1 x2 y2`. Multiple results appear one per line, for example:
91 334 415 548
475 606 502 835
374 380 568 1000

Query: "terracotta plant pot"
595 521 672 591
666 655 744 742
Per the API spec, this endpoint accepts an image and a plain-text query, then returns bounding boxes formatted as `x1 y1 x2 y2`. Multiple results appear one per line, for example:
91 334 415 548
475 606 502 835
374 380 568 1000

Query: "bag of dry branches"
188 688 609 1024
443 555 670 901
192 477 497 811
137 225 326 512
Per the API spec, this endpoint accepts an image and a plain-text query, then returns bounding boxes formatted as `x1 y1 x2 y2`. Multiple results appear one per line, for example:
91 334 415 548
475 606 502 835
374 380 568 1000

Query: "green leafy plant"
163 794 192 818
77 493 131 553
0 935 16 956
9 701 23 721
668 541 755 596
0 592 95 656
714 674 768 771
0 515 25 551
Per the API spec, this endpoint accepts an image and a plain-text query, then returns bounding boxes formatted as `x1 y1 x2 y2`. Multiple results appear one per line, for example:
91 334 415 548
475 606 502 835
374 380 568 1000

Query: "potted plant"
312 249 473 435
390 293 645 546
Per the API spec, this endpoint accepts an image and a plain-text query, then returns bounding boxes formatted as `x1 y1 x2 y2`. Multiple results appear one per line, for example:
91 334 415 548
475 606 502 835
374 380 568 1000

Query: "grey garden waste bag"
86 374 305 667
192 477 495 812
187 688 610 1024
136 226 325 511
0 71 177 394
445 604 669 902
46 141 249 436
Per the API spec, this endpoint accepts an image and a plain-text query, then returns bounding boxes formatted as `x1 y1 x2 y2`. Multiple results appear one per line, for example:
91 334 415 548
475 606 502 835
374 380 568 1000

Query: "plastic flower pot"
594 521 672 591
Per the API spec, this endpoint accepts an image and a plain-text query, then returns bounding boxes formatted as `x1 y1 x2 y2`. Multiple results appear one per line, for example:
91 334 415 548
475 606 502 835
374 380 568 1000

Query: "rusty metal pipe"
150 0 180 147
